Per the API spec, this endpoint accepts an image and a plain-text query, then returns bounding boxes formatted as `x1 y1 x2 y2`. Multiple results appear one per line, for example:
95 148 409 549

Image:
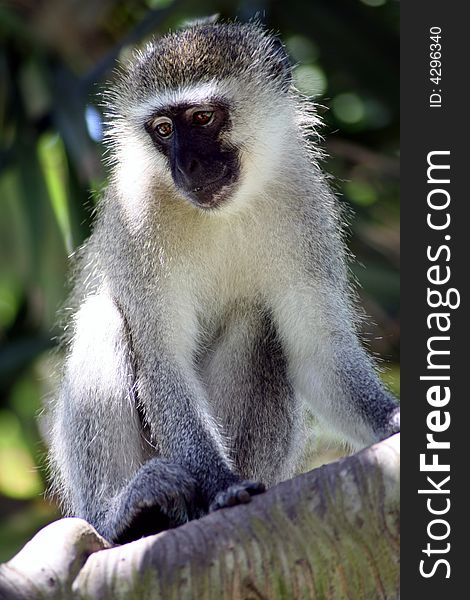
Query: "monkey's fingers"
209 480 265 512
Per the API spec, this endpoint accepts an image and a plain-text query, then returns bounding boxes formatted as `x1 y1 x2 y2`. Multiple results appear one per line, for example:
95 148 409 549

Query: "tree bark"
0 433 399 600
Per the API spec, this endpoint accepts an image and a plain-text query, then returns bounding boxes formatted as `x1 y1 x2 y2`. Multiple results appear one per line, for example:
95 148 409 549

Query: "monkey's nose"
175 157 202 189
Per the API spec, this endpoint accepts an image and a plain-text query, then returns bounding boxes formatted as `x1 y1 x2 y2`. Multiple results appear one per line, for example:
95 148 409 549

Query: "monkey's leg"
50 294 198 543
271 284 399 449
200 305 303 487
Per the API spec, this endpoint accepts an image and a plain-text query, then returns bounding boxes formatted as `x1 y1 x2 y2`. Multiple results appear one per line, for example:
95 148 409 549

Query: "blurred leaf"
353 262 399 310
380 364 400 398
0 409 43 499
0 276 21 330
286 35 320 63
360 0 387 7
10 371 42 434
345 180 377 207
37 133 73 254
332 92 365 126
15 135 53 279
146 0 175 8
18 61 51 120
294 65 327 97
0 338 53 384
0 499 59 562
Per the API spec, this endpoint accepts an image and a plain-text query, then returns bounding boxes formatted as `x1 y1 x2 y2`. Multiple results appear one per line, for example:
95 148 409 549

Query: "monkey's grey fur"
47 21 400 544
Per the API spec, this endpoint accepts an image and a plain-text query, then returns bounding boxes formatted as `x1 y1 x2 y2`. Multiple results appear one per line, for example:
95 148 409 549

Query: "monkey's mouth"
181 171 237 210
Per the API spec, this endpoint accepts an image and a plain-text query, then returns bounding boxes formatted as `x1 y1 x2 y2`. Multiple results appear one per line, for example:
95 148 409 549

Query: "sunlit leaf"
0 409 43 500
37 133 73 255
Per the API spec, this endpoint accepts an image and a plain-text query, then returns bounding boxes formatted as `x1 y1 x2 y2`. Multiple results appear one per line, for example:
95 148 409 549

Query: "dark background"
0 0 399 560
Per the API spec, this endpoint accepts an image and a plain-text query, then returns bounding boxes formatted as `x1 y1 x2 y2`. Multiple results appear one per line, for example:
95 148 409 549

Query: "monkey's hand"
106 458 199 544
209 480 266 512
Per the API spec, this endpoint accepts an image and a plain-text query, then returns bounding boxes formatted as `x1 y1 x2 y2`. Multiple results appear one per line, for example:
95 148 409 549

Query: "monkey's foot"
209 480 265 512
108 459 199 544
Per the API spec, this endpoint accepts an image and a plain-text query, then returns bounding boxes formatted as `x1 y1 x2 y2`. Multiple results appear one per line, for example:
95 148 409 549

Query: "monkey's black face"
145 101 240 209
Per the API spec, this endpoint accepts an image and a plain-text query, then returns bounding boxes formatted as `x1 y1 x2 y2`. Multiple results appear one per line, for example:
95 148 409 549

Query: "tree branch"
0 433 399 600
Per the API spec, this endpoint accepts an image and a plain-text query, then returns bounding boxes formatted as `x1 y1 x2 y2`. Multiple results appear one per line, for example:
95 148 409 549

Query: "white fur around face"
112 78 299 222
129 80 222 121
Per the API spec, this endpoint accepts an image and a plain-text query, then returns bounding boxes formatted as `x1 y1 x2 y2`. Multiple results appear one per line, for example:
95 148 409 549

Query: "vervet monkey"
48 21 400 544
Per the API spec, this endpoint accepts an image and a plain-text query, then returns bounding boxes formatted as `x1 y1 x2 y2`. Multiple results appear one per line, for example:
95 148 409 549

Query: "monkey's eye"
150 117 173 138
192 111 214 126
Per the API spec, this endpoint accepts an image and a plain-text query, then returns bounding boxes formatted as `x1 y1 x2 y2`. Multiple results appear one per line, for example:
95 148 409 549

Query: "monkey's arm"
131 346 265 513
271 283 399 448
50 293 199 543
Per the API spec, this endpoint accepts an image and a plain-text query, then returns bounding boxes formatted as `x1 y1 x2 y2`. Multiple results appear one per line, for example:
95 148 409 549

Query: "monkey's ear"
270 36 292 92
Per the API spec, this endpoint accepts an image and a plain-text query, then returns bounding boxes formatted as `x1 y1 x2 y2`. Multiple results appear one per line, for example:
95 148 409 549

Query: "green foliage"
0 0 399 561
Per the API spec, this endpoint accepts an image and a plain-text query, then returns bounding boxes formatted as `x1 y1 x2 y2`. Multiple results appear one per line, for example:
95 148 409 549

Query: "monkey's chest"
194 296 287 386
165 221 279 354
